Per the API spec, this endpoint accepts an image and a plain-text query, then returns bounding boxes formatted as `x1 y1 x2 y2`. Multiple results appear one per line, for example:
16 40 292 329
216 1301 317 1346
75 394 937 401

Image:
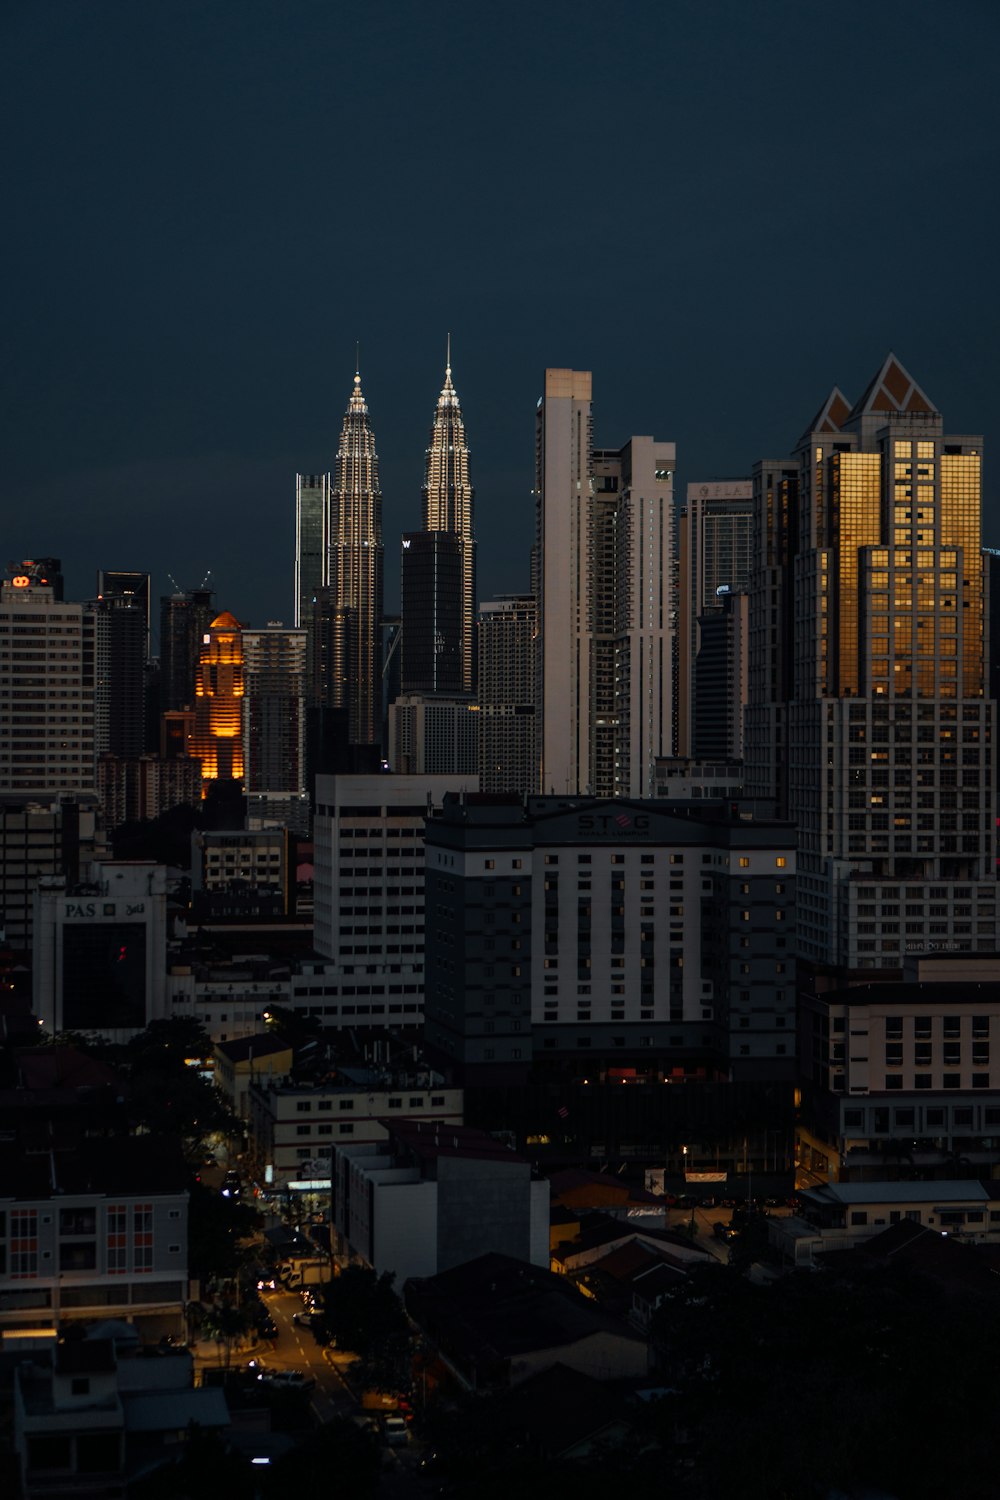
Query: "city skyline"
4 4 998 630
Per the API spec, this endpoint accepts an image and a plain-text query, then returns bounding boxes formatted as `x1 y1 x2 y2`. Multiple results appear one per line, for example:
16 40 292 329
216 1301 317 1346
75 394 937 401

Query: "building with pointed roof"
746 354 995 971
191 611 245 787
327 370 385 746
419 339 476 693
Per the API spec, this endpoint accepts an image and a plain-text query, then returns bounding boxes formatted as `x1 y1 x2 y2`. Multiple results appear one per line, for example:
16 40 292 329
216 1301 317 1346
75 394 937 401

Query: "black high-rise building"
159 586 215 712
98 570 152 656
87 596 146 760
400 531 464 695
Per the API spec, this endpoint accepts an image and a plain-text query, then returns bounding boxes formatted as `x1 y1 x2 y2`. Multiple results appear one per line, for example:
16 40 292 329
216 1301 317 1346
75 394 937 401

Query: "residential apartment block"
0 1139 189 1340
312 772 478 1025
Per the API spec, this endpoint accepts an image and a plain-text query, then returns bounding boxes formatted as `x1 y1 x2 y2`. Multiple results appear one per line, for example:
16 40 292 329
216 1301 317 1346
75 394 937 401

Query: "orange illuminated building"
192 611 245 787
747 354 996 971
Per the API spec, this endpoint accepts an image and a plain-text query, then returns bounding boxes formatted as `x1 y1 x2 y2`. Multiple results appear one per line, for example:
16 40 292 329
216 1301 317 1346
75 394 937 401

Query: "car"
221 1171 242 1199
713 1220 738 1242
257 1369 316 1392
383 1414 408 1446
292 1312 313 1328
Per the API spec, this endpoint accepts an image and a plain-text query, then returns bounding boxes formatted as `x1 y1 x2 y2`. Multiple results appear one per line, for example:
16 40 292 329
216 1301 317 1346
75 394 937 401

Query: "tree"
187 1181 260 1284
317 1266 408 1360
200 1303 253 1370
267 1418 379 1496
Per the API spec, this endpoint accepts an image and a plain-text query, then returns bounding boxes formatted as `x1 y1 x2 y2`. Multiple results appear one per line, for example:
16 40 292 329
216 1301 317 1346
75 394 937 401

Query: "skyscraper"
535 369 675 797
97 570 152 656
159 586 215 713
87 594 146 761
0 565 94 797
677 482 753 757
294 473 329 631
421 341 475 692
746 354 996 970
242 624 309 831
478 593 536 795
191 611 245 787
400 530 464 694
329 371 384 746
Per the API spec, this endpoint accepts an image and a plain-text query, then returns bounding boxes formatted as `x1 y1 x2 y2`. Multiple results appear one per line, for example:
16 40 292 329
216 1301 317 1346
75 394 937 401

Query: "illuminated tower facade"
192 611 245 786
329 372 384 745
421 343 476 692
747 354 996 969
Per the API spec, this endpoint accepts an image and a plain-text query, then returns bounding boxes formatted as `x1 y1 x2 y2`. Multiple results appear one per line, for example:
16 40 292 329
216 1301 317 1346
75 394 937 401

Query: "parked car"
383 1414 408 1446
258 1368 316 1392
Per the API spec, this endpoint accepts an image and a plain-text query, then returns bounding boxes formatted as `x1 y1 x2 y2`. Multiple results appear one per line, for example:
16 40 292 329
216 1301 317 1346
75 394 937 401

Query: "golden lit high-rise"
747 354 996 970
421 339 475 692
192 611 245 786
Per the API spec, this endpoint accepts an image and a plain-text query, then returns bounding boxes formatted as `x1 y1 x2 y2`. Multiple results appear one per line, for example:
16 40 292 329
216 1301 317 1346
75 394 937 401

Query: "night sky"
4 0 999 634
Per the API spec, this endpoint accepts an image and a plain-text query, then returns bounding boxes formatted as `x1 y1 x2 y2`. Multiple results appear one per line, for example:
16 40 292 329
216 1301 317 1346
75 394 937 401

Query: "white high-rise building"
310 772 478 1024
535 370 675 797
0 566 95 798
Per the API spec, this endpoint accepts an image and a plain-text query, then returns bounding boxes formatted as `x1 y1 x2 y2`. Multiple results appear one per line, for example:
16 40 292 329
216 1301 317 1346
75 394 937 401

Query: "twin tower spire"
325 342 477 742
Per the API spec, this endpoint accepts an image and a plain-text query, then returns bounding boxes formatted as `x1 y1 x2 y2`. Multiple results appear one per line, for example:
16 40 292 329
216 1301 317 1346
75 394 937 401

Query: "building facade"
388 693 479 776
312 772 478 1025
33 862 169 1038
0 568 95 799
400 530 464 695
478 593 536 796
535 371 675 798
0 1140 189 1340
294 472 329 632
421 345 476 694
423 794 797 1084
0 798 105 955
746 356 996 969
332 1121 549 1284
241 624 309 831
247 1071 463 1186
329 371 384 746
158 586 214 714
677 481 753 757
692 590 749 761
190 611 245 789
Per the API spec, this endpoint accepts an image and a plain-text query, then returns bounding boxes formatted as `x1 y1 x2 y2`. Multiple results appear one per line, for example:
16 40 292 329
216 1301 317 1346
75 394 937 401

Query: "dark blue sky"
4 0 999 634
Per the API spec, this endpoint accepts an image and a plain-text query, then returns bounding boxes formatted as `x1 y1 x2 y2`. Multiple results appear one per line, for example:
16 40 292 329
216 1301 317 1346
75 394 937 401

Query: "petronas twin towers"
294 346 475 745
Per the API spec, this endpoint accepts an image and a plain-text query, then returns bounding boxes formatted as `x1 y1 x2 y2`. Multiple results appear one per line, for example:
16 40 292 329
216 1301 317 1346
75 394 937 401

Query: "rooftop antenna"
446 331 451 374
356 340 360 378
200 569 213 589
